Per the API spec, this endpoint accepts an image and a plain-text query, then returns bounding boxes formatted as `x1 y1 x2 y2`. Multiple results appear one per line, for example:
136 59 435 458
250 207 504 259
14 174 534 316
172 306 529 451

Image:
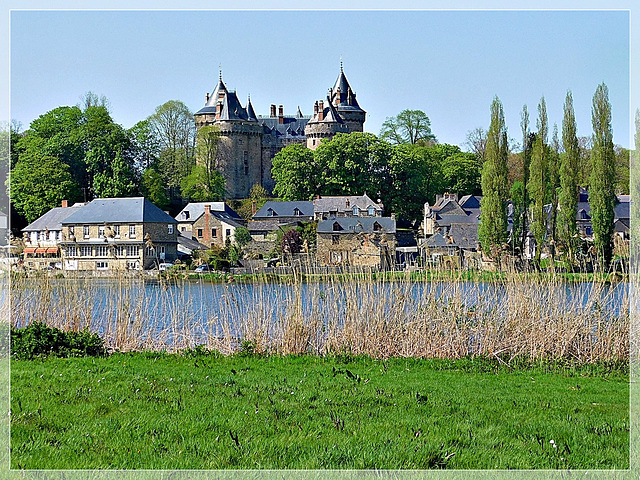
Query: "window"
168 224 174 235
243 151 249 175
586 227 592 236
127 261 139 270
126 246 138 257
267 208 275 217
332 222 341 232
352 206 359 216
80 246 92 257
293 208 301 216
145 246 156 257
129 225 136 238
181 226 186 232
115 246 126 256
96 261 108 270
83 225 90 238
98 226 105 238
373 222 382 232
113 225 120 238
226 229 231 238
96 245 109 257
368 206 375 216
332 235 339 245
69 226 75 237
212 228 217 238
66 246 78 257
197 228 203 238
158 246 166 260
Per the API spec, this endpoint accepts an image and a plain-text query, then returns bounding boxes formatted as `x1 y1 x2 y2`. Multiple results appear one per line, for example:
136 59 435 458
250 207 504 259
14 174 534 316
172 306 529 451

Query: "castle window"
332 235 339 245
244 151 249 175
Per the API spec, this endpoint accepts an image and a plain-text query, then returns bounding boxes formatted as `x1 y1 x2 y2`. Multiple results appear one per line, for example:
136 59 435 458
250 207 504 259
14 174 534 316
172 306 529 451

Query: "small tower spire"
219 63 222 82
340 56 343 73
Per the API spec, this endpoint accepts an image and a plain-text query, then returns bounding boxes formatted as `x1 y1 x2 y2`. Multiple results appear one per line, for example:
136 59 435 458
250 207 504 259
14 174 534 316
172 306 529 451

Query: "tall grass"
9 268 629 363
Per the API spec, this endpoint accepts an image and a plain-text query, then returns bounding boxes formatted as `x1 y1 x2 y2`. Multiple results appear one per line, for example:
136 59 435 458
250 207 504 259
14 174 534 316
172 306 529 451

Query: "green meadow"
10 352 629 470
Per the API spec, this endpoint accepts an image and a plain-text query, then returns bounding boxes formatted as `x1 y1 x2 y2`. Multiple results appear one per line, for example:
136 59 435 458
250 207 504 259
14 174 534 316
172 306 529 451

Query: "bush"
11 323 106 360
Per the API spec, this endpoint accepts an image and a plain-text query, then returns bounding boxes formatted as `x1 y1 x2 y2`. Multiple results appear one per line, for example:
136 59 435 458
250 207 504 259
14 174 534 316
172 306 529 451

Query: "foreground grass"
11 353 629 470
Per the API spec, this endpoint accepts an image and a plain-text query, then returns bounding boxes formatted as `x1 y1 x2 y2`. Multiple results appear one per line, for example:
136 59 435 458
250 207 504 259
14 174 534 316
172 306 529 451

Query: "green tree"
234 226 252 248
558 91 580 263
547 124 561 260
92 151 137 198
379 109 436 145
509 181 526 256
441 152 482 195
129 120 160 174
181 164 225 202
147 100 197 197
478 97 509 258
140 166 170 210
10 154 80 223
271 143 318 200
589 83 616 271
315 132 392 199
528 97 549 262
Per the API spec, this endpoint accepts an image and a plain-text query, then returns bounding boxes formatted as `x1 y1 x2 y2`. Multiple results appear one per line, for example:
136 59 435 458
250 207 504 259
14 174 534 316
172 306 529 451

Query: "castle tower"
194 73 263 199
304 64 366 150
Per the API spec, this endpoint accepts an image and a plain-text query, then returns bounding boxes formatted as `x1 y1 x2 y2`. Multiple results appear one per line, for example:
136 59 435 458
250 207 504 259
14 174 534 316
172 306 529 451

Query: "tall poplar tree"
548 124 561 260
528 97 548 262
518 105 531 256
558 91 580 263
479 97 509 259
589 83 616 271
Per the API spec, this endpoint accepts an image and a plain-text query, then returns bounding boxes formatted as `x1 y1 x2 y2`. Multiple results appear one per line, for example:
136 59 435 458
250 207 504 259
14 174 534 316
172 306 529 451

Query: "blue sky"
3 3 638 150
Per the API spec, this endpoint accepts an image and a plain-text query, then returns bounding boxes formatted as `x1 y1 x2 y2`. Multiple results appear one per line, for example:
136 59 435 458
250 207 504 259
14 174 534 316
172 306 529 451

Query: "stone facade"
316 217 396 269
194 66 366 198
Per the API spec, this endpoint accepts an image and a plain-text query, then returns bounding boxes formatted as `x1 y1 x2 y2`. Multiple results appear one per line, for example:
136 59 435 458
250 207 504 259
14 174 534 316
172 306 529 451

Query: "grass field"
10 352 629 470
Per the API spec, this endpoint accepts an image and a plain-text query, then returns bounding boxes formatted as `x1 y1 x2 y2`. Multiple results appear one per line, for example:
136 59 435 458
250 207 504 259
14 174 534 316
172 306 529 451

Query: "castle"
194 65 366 199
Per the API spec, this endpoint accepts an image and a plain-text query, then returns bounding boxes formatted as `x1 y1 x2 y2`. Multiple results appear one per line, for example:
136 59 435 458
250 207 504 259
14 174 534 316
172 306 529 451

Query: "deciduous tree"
589 83 616 271
379 109 436 145
478 97 509 258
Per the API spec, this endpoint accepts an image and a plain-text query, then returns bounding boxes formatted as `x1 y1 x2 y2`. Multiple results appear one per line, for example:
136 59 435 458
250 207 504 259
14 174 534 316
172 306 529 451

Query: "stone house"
194 65 365 198
248 201 314 241
313 194 383 221
316 217 396 269
59 197 178 271
21 200 86 269
175 202 244 248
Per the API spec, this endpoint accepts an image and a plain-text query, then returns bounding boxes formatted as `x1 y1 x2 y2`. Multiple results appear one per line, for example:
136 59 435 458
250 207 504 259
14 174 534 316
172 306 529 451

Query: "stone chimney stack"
204 205 211 244
313 101 318 116
345 198 350 208
278 105 284 124
318 100 324 121
251 201 257 216
270 104 276 117
61 200 68 208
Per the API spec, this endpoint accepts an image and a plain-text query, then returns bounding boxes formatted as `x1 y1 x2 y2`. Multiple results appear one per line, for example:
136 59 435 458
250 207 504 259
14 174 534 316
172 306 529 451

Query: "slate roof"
259 116 310 138
313 194 382 215
23 203 86 232
177 233 208 252
195 76 252 121
254 201 314 219
62 198 177 225
317 217 396 234
331 67 365 113
176 202 242 223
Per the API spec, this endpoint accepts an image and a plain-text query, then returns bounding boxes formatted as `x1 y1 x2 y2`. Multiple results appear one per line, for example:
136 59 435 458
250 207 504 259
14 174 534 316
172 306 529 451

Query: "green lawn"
10 353 629 470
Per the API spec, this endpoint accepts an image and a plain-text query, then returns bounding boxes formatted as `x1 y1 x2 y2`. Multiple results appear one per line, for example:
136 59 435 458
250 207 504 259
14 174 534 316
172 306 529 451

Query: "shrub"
11 323 106 360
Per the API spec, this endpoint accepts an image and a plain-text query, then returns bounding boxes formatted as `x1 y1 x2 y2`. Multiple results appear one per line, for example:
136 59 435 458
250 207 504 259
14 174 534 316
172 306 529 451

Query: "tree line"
479 83 628 271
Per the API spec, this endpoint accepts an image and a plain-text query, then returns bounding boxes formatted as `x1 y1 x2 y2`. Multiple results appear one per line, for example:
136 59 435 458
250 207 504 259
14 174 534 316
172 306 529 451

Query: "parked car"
158 262 174 271
194 264 211 273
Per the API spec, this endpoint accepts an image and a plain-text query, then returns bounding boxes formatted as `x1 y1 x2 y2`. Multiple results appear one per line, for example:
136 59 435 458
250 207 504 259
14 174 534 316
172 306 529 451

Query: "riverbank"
10 351 629 470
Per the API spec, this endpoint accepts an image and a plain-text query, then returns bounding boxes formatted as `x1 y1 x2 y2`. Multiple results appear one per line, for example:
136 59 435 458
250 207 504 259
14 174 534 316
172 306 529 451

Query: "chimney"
270 104 276 117
278 105 284 124
252 201 257 216
204 205 211 243
215 101 222 120
335 87 341 106
61 200 68 208
345 198 350 208
313 101 318 116
318 100 324 121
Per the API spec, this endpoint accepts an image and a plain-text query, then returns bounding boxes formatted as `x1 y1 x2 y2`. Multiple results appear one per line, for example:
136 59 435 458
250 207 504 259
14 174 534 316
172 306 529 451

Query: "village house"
248 201 314 240
313 193 383 221
316 217 396 269
59 197 178 271
21 200 86 269
421 193 481 267
175 202 244 248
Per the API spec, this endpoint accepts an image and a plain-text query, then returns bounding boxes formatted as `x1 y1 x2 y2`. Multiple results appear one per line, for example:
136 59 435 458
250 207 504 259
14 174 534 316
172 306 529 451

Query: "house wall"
317 232 396 268
191 214 236 248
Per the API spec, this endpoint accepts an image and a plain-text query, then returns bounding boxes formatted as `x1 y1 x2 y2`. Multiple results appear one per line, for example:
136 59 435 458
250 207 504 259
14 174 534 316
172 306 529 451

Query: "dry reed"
8 268 629 363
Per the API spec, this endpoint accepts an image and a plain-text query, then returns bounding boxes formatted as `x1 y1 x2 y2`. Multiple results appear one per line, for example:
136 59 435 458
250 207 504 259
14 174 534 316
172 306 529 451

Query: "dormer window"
183 211 190 220
267 208 276 217
293 208 301 216
368 206 375 216
352 206 359 216
580 210 589 220
332 221 341 232
373 221 382 232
